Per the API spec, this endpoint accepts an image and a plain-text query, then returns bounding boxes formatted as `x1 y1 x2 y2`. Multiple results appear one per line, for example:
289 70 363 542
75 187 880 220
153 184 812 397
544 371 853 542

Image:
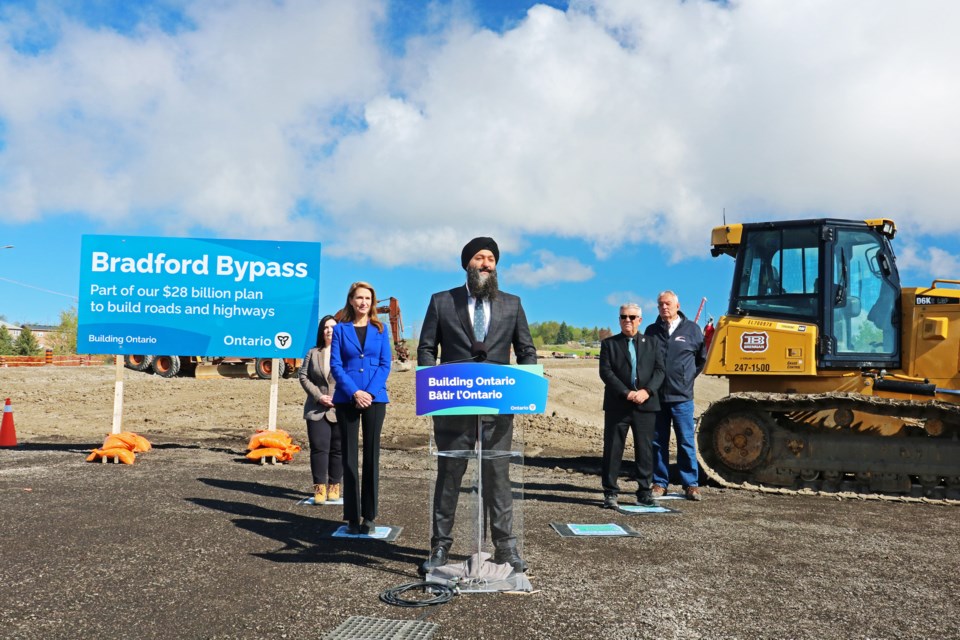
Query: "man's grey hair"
657 290 679 303
619 303 642 315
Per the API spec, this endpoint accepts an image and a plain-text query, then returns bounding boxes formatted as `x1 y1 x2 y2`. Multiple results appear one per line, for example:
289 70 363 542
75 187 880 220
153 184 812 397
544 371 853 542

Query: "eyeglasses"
619 314 639 321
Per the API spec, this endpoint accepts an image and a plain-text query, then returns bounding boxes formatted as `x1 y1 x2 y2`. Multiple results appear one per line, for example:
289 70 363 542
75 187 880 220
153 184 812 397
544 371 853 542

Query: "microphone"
432 343 489 365
470 342 488 362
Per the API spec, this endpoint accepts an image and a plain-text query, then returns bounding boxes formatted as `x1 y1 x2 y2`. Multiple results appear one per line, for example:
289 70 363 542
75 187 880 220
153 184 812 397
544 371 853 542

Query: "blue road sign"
78 235 321 358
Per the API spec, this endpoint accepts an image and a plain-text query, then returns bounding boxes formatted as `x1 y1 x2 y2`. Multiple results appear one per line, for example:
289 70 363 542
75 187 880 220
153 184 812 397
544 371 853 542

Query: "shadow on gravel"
152 442 248 457
523 481 600 507
526 454 600 474
189 479 425 579
199 477 308 500
11 442 100 451
255 538 425 580
527 455 714 486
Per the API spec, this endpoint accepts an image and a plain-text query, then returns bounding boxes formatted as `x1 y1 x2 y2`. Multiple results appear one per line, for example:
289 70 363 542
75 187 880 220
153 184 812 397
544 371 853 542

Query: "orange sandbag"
86 447 136 464
102 434 134 450
274 446 300 462
246 447 286 461
256 434 293 449
102 432 152 452
127 433 152 452
247 429 291 450
245 444 301 462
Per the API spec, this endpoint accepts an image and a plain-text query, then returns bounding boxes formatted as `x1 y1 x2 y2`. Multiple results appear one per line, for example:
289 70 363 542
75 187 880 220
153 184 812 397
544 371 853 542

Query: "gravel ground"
1 364 958 639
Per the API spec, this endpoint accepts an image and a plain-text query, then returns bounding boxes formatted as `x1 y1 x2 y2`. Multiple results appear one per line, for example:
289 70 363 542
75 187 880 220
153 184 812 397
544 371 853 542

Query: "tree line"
528 321 613 348
0 308 78 356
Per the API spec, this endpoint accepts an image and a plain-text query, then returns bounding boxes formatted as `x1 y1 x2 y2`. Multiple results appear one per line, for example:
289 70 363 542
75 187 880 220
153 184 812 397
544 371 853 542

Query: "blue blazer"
329 322 392 404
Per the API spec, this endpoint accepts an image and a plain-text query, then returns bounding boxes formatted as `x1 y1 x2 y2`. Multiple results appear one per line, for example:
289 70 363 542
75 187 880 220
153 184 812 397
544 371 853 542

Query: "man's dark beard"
467 267 499 300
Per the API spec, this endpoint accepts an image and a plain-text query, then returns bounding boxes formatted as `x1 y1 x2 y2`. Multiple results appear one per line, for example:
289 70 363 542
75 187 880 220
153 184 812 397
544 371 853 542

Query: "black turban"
460 237 500 270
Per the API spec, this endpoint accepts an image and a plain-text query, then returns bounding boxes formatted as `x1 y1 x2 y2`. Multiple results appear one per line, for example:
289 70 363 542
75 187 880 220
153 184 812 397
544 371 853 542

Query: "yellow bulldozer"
699 217 959 503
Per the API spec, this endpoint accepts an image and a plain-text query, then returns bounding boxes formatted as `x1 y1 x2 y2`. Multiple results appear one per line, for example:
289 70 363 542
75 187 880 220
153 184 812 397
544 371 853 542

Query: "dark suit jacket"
417 285 537 366
299 346 337 421
599 332 665 417
330 322 392 404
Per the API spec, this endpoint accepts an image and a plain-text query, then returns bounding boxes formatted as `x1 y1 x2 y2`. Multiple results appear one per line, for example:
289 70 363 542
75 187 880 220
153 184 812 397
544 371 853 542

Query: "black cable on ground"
379 581 456 608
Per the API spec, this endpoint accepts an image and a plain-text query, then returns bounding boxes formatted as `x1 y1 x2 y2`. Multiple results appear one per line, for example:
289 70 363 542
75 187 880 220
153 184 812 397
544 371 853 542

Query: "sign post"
112 356 124 435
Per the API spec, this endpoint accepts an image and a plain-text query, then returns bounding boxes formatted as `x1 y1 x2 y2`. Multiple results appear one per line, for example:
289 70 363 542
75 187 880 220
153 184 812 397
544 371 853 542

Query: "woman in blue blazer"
330 281 392 534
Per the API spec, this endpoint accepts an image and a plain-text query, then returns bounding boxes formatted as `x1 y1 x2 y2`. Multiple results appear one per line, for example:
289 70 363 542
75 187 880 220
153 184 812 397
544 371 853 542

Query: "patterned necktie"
474 298 486 342
628 336 638 388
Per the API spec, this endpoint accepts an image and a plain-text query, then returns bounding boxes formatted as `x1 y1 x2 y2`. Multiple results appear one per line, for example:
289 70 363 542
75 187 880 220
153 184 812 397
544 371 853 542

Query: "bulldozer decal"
740 332 769 353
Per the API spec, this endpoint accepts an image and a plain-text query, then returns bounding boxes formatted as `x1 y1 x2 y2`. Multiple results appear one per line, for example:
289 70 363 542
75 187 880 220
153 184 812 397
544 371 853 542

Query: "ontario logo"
741 332 769 353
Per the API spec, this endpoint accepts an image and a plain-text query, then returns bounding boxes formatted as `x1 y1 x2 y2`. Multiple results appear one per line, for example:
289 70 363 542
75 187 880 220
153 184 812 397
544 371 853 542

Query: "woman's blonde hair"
341 281 383 331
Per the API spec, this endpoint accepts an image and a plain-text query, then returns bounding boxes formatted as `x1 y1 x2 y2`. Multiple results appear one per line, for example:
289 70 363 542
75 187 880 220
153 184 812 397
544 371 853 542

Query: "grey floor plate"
323 616 438 640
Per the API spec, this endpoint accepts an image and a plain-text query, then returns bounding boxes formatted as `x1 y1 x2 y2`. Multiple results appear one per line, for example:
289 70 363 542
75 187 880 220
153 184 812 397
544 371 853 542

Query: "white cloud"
604 291 657 320
320 0 960 262
605 291 639 307
0 0 385 236
3 0 960 261
927 249 960 281
895 243 960 284
506 249 594 287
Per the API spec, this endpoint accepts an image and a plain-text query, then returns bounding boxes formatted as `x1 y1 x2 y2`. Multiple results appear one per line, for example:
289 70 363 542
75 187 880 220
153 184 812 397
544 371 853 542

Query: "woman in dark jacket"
330 281 392 534
299 314 341 505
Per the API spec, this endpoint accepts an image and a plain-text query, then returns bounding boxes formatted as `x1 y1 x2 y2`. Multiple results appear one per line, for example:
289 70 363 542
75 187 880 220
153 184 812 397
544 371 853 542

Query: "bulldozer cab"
727 219 901 370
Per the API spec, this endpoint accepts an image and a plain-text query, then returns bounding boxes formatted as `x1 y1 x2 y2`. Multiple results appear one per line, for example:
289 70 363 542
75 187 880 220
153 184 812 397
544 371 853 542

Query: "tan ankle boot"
327 482 340 501
313 483 327 504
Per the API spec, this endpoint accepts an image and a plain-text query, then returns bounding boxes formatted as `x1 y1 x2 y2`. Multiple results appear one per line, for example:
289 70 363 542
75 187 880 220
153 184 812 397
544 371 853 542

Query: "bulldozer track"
696 392 960 506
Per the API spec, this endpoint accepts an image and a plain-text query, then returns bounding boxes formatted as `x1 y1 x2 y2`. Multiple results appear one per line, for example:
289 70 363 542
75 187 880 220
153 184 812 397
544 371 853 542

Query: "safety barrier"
0 352 102 367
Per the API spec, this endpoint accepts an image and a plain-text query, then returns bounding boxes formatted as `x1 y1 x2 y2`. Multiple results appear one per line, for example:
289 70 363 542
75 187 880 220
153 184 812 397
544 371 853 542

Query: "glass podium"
415 362 547 593
426 414 529 592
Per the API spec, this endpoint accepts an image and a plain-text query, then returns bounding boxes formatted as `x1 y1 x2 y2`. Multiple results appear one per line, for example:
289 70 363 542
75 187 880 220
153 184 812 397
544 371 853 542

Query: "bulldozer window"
735 227 819 321
831 230 898 356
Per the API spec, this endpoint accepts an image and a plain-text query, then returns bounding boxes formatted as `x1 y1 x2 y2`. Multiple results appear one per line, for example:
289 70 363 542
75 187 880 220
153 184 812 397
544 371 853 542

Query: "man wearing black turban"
417 236 537 574
459 236 500 269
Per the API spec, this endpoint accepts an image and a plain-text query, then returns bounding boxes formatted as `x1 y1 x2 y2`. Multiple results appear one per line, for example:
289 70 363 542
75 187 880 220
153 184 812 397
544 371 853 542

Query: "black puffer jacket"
644 311 706 403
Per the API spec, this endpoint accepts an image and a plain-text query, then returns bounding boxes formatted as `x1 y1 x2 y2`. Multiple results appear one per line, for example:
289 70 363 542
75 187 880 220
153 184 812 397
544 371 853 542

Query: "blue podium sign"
415 363 548 416
77 235 321 357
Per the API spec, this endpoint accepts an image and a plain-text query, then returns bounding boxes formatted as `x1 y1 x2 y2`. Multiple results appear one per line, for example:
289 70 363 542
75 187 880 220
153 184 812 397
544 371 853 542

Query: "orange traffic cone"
0 398 17 447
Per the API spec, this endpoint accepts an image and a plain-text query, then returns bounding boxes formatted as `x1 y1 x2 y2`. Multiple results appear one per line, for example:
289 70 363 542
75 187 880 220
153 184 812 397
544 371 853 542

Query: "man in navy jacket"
644 291 707 500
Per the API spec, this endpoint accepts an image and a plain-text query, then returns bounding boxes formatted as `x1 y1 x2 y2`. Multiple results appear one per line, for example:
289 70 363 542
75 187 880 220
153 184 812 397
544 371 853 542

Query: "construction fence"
0 352 105 368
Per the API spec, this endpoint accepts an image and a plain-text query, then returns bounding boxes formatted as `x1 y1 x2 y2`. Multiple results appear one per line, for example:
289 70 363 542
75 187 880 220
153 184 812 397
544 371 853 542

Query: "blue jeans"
652 400 698 488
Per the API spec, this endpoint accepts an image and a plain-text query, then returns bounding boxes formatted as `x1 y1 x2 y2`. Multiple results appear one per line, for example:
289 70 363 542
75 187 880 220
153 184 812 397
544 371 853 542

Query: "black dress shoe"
419 546 449 575
636 492 655 507
345 521 361 535
602 494 619 509
493 547 528 573
359 519 375 535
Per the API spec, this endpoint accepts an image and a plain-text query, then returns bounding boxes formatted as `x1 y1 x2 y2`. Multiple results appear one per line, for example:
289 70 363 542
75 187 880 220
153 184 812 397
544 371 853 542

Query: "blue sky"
2 0 960 339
